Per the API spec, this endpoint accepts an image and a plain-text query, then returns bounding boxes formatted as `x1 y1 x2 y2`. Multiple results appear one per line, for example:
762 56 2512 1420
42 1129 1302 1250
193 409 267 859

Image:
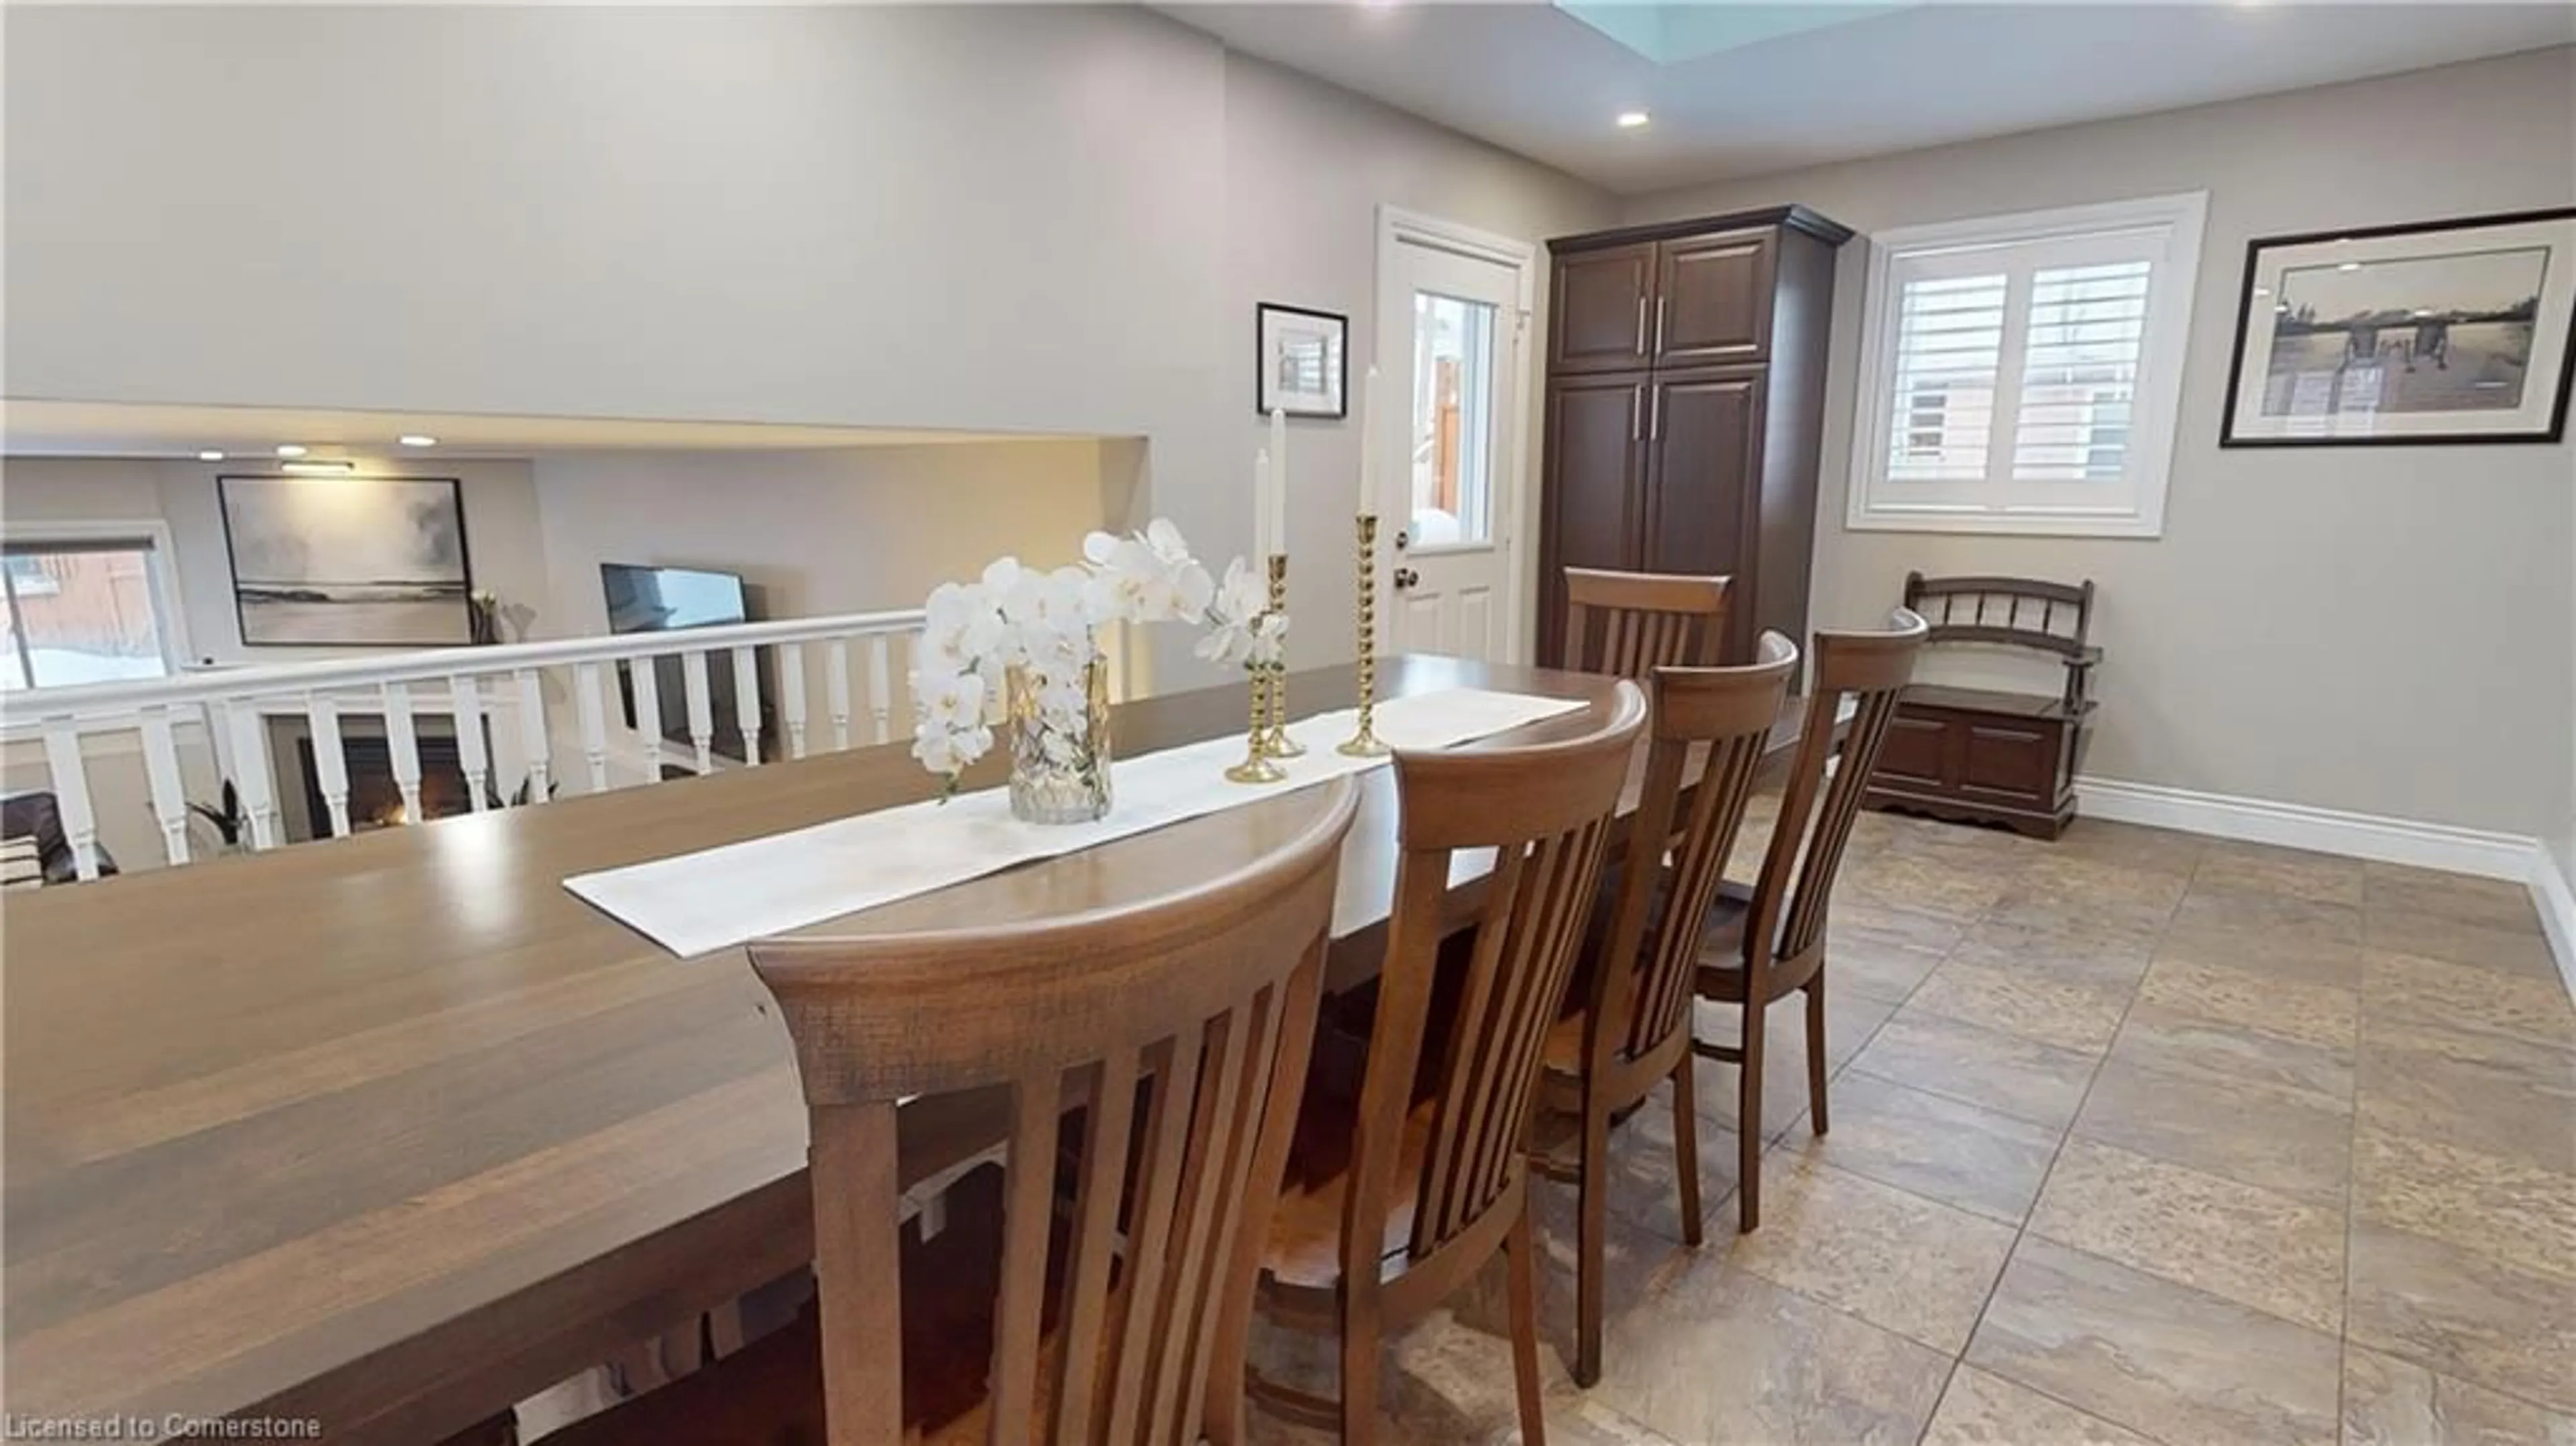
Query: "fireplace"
296 735 474 838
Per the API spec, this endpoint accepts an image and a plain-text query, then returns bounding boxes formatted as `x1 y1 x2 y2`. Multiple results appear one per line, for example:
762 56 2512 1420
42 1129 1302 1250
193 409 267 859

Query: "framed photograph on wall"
1256 302 1348 417
219 474 475 646
2220 207 2576 446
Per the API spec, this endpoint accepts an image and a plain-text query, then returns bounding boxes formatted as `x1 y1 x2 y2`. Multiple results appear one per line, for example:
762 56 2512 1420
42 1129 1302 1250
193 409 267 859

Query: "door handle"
1654 296 1668 355
1634 295 1647 353
1630 386 1641 442
1649 386 1663 441
1392 567 1420 590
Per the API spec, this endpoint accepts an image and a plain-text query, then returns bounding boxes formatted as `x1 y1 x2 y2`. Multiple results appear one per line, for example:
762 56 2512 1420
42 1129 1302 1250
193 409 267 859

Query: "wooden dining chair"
1246 681 1648 1446
547 777 1361 1446
1693 609 1927 1231
1561 567 1731 677
1529 632 1798 1385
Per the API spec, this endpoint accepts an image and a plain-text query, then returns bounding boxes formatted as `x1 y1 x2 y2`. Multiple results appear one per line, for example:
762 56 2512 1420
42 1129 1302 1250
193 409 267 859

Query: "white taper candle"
1357 363 1379 510
1253 445 1273 558
1267 404 1289 559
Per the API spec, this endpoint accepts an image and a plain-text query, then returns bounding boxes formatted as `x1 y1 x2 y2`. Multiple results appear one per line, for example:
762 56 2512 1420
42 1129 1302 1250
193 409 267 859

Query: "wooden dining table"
3 655 1816 1445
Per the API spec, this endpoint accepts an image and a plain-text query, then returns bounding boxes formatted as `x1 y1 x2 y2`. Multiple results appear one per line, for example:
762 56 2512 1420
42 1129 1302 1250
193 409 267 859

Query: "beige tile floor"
1245 808 2576 1446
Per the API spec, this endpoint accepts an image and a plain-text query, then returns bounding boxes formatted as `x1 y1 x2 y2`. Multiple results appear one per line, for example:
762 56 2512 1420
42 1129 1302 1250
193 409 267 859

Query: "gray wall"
1626 47 2576 838
3 5 1615 685
528 443 1119 636
0 455 553 663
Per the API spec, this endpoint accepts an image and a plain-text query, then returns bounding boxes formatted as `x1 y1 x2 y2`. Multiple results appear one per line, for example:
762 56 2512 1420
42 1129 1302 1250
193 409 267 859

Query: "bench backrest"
1901 572 2094 659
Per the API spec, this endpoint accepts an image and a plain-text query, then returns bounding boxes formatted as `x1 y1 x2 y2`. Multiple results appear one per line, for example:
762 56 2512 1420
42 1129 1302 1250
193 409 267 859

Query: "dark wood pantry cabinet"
1538 207 1851 666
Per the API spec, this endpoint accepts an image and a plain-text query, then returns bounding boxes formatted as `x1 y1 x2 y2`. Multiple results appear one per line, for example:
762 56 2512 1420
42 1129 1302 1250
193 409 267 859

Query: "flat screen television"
600 563 763 766
601 563 749 634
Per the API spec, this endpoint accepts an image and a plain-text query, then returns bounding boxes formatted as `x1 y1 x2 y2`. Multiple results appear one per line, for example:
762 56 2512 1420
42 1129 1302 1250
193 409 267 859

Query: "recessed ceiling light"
398 434 437 448
197 450 225 461
275 443 309 457
279 458 358 476
1616 110 1651 130
2337 262 2363 272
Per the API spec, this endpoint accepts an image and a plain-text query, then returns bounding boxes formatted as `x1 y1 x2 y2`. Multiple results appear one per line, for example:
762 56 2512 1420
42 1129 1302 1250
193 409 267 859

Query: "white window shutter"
1886 272 2007 482
1847 194 2207 538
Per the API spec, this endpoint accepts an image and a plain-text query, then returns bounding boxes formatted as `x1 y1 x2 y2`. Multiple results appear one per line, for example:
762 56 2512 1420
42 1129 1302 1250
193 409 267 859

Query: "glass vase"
1004 657 1113 824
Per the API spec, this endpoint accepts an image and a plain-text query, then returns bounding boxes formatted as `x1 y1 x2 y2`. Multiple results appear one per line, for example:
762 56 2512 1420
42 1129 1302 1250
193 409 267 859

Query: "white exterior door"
1375 212 1532 662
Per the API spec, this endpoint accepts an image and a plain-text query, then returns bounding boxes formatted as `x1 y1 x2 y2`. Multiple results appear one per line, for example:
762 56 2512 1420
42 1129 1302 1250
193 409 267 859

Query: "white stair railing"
0 609 925 880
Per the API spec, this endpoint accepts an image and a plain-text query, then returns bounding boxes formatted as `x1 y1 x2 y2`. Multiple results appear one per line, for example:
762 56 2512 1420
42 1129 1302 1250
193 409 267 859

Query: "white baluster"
226 703 282 850
39 720 102 881
629 657 664 783
450 675 491 812
515 668 551 804
139 705 191 867
382 681 425 826
202 698 238 785
867 633 894 744
731 645 762 767
826 638 853 753
778 642 808 760
683 651 715 775
574 661 611 793
306 691 352 838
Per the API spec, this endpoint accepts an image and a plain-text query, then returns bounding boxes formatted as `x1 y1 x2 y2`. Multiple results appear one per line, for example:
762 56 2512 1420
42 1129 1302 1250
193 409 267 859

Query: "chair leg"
1805 972 1831 1137
1670 1052 1705 1249
1575 1105 1609 1388
1341 1302 1381 1446
1507 1187 1549 1446
1738 999 1766 1233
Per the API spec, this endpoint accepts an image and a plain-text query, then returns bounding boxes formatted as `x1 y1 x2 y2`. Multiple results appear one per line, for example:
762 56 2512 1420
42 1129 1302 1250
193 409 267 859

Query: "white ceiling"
0 400 1084 461
1164 3 2576 195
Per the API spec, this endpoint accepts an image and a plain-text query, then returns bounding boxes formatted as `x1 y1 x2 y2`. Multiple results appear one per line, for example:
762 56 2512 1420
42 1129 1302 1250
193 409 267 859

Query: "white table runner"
564 687 1586 958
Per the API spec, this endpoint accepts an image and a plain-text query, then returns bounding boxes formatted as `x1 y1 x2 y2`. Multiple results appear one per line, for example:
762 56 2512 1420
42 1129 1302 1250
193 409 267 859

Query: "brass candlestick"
1223 649 1286 784
1258 553 1305 759
1338 514 1389 757
1225 561 1289 785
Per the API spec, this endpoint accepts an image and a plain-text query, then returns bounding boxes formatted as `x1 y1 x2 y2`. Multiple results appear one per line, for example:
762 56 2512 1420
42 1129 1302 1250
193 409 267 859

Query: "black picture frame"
217 474 477 647
2218 207 2576 448
1255 302 1350 419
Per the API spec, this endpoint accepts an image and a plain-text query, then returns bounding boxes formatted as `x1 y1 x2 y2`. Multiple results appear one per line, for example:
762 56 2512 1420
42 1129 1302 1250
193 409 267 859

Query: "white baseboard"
2073 776 2575 991
2534 841 2576 1003
2074 776 2538 881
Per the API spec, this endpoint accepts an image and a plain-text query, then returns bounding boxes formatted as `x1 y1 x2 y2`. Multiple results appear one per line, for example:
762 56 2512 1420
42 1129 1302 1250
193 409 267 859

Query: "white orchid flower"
922 580 1004 671
914 667 989 735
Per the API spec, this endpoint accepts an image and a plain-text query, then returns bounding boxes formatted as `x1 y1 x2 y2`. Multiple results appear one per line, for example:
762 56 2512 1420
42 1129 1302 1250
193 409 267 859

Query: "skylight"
1554 3 1907 65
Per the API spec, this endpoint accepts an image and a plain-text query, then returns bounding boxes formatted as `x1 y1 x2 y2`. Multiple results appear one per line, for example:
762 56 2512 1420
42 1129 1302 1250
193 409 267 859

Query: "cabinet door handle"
1650 386 1664 441
1654 296 1668 355
1634 295 1648 353
1629 386 1642 441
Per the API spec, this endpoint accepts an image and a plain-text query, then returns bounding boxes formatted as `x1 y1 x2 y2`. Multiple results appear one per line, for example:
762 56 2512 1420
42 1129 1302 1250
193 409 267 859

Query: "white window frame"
1847 192 2208 539
0 519 194 687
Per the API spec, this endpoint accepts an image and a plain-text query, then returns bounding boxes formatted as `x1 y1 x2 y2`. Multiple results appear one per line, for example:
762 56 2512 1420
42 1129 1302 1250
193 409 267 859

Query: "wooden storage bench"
1863 573 2098 840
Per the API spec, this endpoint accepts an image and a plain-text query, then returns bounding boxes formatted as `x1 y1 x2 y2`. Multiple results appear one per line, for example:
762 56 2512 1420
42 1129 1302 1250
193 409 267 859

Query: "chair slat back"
1342 684 1646 1270
1748 610 1929 968
1562 568 1731 677
1593 634 1800 1064
748 779 1362 1446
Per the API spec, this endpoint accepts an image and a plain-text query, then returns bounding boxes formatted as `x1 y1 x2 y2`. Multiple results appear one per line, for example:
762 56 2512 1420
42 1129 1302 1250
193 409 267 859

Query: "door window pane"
1411 290 1499 546
2 544 172 689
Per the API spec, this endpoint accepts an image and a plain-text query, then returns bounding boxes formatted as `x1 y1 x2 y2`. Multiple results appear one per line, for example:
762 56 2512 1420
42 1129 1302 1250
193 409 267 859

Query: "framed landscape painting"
219 475 474 646
2221 208 2576 446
